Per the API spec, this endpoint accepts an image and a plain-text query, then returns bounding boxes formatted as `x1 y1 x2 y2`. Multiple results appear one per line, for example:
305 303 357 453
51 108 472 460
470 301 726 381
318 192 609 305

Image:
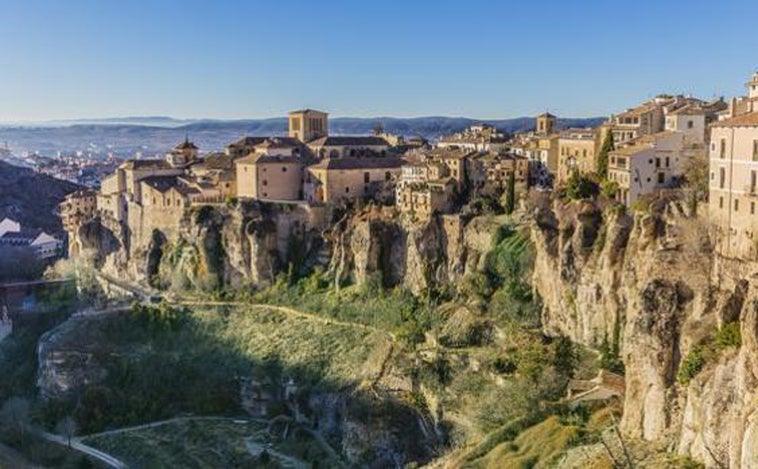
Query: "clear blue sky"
1 0 757 121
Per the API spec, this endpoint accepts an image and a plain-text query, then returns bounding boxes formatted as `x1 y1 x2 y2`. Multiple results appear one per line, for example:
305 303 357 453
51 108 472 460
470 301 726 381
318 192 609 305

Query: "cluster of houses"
60 108 533 232
0 218 62 260
57 71 758 261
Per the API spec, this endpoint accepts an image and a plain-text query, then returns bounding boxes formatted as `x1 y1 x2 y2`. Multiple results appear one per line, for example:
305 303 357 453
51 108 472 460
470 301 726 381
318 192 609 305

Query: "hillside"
0 160 80 234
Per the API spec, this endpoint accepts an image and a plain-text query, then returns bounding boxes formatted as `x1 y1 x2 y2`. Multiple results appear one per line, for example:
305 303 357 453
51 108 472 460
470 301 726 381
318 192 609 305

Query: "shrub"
565 172 598 201
600 180 619 200
714 322 741 349
678 346 705 384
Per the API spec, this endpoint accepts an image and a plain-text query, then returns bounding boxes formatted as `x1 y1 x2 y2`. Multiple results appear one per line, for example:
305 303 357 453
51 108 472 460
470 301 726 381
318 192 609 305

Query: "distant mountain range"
0 116 605 158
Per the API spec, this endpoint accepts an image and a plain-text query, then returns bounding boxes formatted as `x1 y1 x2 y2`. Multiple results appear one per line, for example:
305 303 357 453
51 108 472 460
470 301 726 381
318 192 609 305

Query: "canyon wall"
531 197 758 468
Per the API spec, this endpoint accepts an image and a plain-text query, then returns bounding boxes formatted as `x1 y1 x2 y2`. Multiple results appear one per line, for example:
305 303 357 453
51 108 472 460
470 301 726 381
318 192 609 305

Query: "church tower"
288 109 329 143
536 112 556 135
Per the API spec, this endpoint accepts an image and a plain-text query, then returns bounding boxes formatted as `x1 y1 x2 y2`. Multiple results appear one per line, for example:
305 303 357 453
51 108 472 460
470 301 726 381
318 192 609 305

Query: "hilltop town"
60 73 758 267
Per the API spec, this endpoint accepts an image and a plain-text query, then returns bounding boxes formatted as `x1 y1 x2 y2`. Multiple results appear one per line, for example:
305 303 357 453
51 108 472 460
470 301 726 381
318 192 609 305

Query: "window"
364 172 370 183
720 139 726 159
262 180 268 186
752 171 757 193
753 140 758 161
735 199 740 212
385 172 391 181
655 158 661 168
752 202 755 215
687 121 694 129
658 172 665 184
282 167 287 172
719 167 725 189
719 196 724 209
345 187 350 193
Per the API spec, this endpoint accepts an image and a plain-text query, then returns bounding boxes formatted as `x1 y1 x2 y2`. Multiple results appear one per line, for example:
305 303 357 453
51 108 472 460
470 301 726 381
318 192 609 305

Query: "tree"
597 129 615 179
565 171 599 200
503 171 516 214
0 397 30 442
56 416 78 448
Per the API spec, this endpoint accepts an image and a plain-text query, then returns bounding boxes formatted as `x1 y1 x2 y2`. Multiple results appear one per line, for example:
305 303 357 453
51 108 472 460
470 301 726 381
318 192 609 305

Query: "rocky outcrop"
530 197 758 467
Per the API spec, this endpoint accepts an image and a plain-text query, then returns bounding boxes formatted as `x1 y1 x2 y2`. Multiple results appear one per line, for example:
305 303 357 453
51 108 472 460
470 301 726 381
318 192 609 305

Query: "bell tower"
536 112 556 135
748 72 758 99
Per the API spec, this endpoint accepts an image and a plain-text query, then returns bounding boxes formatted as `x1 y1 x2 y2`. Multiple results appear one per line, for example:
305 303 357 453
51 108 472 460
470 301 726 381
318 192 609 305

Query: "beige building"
190 153 238 198
709 112 758 259
438 124 509 153
557 128 601 183
235 138 305 201
306 157 402 204
472 152 530 193
166 137 200 167
98 159 184 221
289 109 328 143
60 189 97 231
307 136 390 159
397 178 457 219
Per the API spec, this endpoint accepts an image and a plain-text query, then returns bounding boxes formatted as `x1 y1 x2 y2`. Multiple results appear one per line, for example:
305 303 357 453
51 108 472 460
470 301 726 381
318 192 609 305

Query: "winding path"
38 431 127 468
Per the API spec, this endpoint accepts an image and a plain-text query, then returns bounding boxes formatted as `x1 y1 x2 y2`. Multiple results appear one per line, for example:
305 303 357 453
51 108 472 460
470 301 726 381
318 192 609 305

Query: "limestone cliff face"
531 197 758 467
326 209 499 295
72 202 324 291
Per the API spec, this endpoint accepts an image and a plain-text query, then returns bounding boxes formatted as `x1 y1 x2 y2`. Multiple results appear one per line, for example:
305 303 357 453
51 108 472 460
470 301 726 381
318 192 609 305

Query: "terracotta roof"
236 153 301 165
712 112 758 128
120 159 173 170
227 136 268 148
288 109 328 115
308 136 389 147
309 157 403 171
197 153 235 170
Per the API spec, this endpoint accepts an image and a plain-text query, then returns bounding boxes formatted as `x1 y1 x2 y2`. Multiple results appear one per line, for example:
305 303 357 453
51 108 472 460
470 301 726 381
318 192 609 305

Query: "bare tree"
56 416 78 448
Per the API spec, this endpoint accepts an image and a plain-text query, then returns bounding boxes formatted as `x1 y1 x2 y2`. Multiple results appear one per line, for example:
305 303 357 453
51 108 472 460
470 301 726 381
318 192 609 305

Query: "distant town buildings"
0 218 62 260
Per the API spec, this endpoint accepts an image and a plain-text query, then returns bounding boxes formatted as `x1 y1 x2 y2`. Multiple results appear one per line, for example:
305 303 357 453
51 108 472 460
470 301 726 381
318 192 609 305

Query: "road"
38 431 127 468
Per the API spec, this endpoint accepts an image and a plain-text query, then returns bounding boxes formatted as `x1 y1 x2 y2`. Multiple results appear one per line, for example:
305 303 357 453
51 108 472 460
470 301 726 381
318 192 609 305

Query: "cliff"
531 196 758 467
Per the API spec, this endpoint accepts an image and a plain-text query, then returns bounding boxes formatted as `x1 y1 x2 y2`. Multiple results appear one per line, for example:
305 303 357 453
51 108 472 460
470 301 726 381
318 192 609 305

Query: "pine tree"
597 130 615 179
504 171 516 214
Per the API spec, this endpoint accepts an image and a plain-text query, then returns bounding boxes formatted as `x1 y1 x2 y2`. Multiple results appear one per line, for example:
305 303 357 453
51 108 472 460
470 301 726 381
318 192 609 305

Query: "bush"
565 172 598 201
714 322 741 349
600 180 619 200
678 346 705 384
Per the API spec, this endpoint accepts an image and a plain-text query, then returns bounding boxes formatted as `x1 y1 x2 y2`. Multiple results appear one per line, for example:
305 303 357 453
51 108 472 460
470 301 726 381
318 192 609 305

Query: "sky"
1 0 757 121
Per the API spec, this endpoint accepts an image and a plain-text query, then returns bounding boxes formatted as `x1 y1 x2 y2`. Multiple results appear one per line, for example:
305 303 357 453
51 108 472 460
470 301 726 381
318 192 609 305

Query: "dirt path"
38 431 126 468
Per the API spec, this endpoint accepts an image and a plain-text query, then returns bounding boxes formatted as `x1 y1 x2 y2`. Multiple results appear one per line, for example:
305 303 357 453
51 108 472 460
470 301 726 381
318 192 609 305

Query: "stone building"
306 157 403 204
396 178 457 220
557 128 601 184
60 189 98 232
166 137 199 167
307 136 390 159
438 124 509 153
709 112 758 259
289 109 328 143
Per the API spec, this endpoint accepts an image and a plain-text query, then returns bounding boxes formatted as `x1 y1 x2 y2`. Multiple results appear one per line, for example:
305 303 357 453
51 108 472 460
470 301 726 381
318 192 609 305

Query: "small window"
687 121 694 129
658 172 665 184
720 139 727 159
735 199 740 212
719 196 724 209
282 167 287 172
752 202 755 215
262 180 268 186
345 187 350 193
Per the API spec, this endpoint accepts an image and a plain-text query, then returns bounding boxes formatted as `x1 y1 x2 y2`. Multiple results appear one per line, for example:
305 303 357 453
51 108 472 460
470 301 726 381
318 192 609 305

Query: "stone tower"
536 112 556 135
288 109 328 143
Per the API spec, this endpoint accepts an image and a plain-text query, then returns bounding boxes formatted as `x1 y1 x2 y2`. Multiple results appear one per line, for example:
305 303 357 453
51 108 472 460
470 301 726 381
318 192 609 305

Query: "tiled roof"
288 109 328 115
197 153 235 170
120 159 173 170
308 136 389 147
712 112 758 128
236 153 301 165
309 157 403 171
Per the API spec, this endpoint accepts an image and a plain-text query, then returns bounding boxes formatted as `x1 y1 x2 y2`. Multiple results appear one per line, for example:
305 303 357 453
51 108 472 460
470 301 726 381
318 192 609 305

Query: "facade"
396 178 456 219
289 109 328 143
471 153 530 194
557 128 600 183
60 190 97 231
0 218 62 260
235 138 305 201
307 136 390 159
306 157 403 204
607 132 690 205
438 124 509 152
708 112 758 259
